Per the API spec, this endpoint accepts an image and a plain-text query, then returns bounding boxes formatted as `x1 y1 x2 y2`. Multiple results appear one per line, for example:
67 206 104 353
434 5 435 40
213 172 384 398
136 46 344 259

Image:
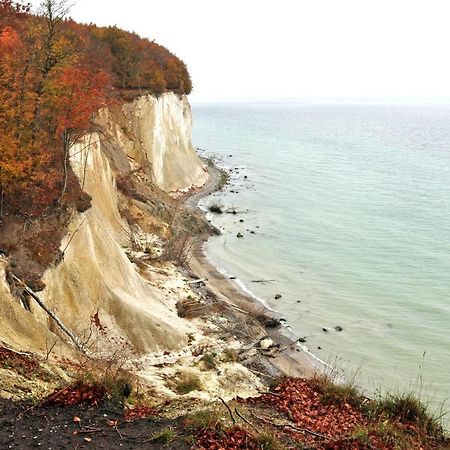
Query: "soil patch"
0 399 191 449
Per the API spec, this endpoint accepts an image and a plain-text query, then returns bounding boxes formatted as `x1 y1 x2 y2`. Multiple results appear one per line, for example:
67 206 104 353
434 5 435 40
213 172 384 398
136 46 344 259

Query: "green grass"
185 408 221 430
367 392 446 439
311 374 365 408
174 373 202 395
148 426 176 443
349 425 371 446
254 431 286 449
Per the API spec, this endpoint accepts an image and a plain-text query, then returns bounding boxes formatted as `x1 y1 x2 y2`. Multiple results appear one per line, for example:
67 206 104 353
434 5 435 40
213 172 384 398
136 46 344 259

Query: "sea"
191 99 450 418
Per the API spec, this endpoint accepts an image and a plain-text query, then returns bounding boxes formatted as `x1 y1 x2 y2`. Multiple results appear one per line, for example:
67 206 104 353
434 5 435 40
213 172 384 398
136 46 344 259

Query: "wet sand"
184 164 326 379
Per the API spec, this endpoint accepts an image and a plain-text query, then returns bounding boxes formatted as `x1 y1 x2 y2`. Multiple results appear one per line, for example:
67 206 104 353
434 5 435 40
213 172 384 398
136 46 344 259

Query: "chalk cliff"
96 93 208 194
0 93 208 356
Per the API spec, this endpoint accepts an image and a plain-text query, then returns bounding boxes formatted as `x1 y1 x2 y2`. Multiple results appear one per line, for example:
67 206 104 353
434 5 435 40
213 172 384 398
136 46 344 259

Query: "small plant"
254 431 285 449
373 421 407 447
368 392 446 438
311 374 364 408
185 408 221 430
175 372 202 394
350 425 371 446
149 426 176 443
222 348 239 363
200 353 217 370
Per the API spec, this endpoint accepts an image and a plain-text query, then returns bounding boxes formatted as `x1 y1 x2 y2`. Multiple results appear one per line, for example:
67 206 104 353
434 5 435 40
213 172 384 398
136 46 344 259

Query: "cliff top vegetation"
0 0 192 218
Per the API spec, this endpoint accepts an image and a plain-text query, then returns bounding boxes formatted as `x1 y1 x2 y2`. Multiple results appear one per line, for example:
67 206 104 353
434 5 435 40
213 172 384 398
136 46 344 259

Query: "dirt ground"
0 399 193 449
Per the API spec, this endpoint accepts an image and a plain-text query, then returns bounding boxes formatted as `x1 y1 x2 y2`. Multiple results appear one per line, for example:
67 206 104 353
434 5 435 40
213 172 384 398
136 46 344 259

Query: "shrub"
368 392 446 438
175 372 202 394
311 374 364 408
222 348 239 363
185 408 221 430
149 426 176 443
200 353 217 370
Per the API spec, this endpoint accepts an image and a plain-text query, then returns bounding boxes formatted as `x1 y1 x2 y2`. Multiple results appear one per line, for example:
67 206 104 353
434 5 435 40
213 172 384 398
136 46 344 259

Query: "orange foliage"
0 1 192 217
44 64 111 143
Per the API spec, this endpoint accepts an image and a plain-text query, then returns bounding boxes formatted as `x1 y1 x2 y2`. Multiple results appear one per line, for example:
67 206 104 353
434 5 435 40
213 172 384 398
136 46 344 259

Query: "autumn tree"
0 1 193 216
42 63 111 201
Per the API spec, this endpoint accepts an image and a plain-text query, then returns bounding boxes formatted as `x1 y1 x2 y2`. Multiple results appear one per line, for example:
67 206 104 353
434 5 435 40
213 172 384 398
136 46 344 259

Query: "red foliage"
0 5 192 217
196 426 260 450
124 405 155 421
43 63 111 144
0 347 38 376
245 378 367 440
43 382 107 407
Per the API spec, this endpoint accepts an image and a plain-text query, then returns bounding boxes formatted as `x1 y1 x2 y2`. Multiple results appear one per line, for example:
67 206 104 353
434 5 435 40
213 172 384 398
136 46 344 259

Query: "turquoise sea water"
192 100 450 415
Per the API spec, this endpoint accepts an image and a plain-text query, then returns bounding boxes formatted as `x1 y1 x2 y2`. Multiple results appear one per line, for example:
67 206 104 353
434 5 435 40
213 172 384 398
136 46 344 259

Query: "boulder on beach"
260 338 273 350
264 318 281 328
237 232 244 238
274 293 282 299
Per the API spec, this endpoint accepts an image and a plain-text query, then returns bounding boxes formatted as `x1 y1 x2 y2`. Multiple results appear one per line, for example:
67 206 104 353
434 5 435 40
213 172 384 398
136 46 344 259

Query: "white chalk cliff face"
97 92 208 193
0 93 208 355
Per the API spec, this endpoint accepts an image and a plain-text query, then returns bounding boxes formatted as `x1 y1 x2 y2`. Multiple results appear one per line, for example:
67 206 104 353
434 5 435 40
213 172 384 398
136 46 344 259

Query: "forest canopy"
0 0 192 217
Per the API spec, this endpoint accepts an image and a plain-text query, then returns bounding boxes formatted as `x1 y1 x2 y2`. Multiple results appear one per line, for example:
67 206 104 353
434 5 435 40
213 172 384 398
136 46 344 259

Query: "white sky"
29 0 450 102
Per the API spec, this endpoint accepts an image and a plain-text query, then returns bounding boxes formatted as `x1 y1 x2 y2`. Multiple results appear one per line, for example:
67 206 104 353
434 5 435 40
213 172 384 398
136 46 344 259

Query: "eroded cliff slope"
0 93 208 356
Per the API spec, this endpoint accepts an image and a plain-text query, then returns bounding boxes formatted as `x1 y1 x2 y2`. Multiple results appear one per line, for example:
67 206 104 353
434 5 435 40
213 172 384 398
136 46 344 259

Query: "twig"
0 344 32 357
250 412 326 439
61 218 87 255
186 278 207 285
219 397 236 424
11 274 85 353
234 407 253 426
282 422 327 439
77 429 103 434
114 425 123 440
257 391 281 397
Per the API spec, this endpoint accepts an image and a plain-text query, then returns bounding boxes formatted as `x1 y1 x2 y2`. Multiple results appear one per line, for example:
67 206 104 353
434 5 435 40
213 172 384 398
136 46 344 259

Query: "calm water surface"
192 100 450 415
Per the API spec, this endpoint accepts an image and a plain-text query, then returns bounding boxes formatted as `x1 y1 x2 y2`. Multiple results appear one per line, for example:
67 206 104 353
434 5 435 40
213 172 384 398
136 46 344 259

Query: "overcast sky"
30 0 450 102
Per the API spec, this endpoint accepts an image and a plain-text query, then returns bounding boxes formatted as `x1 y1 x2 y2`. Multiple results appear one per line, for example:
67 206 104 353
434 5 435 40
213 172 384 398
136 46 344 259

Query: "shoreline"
184 161 328 379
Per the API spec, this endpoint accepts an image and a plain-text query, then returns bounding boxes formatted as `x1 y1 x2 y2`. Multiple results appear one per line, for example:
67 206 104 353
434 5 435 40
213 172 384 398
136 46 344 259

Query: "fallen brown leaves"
124 405 155 421
249 378 367 439
196 426 260 450
42 382 107 407
238 378 449 450
0 347 39 378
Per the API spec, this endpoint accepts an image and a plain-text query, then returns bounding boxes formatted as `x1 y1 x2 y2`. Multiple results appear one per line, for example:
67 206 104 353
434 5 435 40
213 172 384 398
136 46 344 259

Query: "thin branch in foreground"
219 397 236 424
234 407 253 426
